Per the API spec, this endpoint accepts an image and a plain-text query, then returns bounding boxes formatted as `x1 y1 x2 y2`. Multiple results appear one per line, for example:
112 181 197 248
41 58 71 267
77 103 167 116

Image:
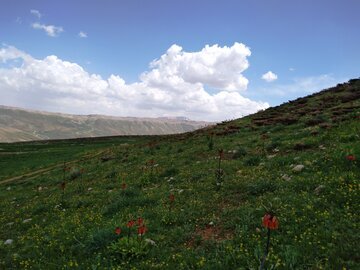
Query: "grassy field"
0 79 359 269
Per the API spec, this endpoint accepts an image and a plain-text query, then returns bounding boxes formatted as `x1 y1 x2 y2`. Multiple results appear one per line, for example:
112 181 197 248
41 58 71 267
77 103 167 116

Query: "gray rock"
293 164 305 172
314 185 326 195
22 218 32 223
4 239 13 245
282 174 292 181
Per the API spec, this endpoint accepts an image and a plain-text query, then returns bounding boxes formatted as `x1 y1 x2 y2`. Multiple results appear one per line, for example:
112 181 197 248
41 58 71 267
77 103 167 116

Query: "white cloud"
145 43 251 92
289 67 295 71
0 44 269 121
78 31 87 38
262 71 278 82
30 9 42 19
31 23 63 37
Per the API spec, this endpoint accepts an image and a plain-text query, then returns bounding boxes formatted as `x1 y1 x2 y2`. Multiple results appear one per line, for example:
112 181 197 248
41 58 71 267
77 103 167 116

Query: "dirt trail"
0 150 107 185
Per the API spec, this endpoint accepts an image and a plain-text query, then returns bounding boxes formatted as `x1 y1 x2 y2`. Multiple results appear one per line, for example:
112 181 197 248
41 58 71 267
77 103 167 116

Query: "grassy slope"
0 79 359 269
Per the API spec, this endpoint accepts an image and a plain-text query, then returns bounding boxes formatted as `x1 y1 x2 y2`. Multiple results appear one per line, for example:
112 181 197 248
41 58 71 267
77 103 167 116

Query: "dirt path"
0 150 107 185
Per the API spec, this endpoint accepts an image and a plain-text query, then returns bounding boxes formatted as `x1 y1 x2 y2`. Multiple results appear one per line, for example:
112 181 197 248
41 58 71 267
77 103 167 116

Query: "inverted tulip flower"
346 155 356 161
260 213 279 270
126 219 135 241
138 225 147 237
169 193 175 210
115 227 121 235
121 182 127 191
262 213 279 230
137 217 144 226
127 220 135 228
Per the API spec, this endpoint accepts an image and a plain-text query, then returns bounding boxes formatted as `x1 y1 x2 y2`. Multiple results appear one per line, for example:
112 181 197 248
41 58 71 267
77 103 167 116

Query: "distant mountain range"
0 106 210 142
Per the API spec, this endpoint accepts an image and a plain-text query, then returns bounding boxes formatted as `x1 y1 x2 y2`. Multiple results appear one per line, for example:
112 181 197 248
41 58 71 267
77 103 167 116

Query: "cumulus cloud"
145 43 251 92
78 31 87 38
262 71 278 82
31 22 63 37
0 44 269 121
30 9 42 19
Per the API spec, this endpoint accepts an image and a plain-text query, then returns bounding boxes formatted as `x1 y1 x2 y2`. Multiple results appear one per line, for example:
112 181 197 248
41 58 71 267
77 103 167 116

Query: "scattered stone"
319 145 326 150
88 188 93 191
209 221 214 226
22 218 32 223
6 222 14 226
108 190 113 193
273 148 280 153
145 238 156 246
38 186 43 191
4 239 13 245
314 185 326 195
256 228 261 233
292 164 305 172
281 174 292 181
294 157 300 161
178 189 184 194
6 187 11 191
267 154 277 159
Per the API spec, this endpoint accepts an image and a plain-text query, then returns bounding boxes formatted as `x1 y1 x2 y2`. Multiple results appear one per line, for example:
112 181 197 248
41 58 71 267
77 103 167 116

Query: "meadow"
0 79 359 269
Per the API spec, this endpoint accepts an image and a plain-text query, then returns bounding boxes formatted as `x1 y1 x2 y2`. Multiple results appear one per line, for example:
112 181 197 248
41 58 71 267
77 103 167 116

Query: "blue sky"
0 0 359 121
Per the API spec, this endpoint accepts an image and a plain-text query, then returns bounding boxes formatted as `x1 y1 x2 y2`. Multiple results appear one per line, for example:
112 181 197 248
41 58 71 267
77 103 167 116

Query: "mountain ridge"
0 105 210 142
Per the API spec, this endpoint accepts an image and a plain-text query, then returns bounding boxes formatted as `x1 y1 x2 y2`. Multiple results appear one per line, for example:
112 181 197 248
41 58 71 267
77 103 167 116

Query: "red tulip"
346 155 356 161
169 193 175 202
127 220 135 228
137 225 147 236
148 159 155 166
218 149 224 159
262 213 279 230
60 182 66 190
121 182 127 190
115 227 121 235
260 213 279 270
137 217 144 226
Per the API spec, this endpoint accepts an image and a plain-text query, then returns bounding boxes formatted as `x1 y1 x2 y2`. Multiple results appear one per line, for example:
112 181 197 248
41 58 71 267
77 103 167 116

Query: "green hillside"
0 79 359 269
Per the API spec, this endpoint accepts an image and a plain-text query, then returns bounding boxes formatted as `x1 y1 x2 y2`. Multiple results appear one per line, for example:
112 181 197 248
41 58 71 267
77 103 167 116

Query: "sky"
0 0 359 121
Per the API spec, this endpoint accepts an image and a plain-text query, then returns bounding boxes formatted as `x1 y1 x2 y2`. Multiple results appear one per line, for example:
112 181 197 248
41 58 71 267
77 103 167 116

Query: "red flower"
127 220 135 228
137 217 144 226
148 159 155 166
121 182 127 190
218 149 224 159
346 155 356 161
115 227 121 235
169 193 175 202
60 182 66 190
137 225 147 236
262 213 279 230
